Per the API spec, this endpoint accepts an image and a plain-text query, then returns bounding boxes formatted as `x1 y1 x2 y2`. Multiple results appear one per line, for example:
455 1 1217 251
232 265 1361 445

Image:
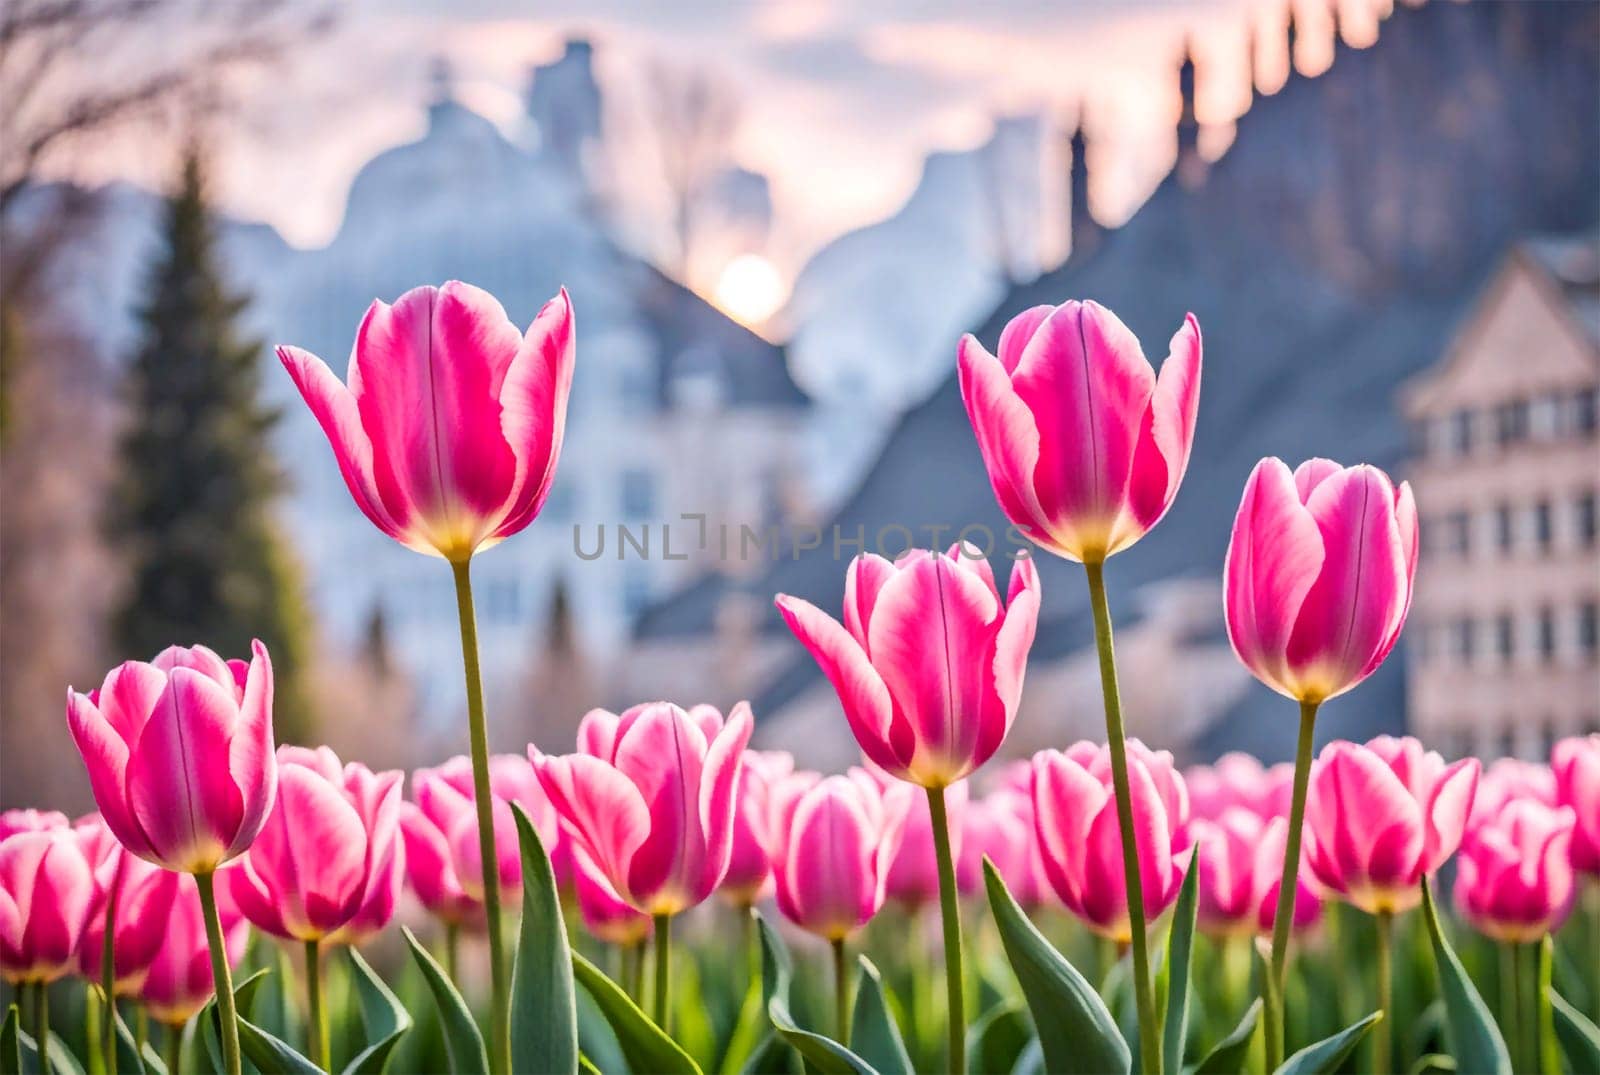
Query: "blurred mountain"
636 0 1600 764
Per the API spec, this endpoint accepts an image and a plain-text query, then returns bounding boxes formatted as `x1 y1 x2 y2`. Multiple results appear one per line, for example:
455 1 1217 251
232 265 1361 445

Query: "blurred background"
2 0 1596 810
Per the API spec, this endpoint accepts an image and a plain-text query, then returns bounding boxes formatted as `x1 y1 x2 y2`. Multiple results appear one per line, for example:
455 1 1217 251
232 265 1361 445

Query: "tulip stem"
1083 560 1159 1075
195 871 240 1075
653 914 672 1031
87 985 104 1075
450 558 511 1075
1373 910 1393 1075
32 981 50 1075
1499 941 1522 1071
926 785 966 1075
1589 884 1600 1027
101 884 118 1075
165 1020 184 1075
1535 937 1559 1075
304 940 328 1072
831 938 851 1043
622 940 644 1004
443 922 460 986
1265 700 1319 1070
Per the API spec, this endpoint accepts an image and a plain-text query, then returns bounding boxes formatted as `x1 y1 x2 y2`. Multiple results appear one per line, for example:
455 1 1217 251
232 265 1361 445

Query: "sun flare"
713 254 786 327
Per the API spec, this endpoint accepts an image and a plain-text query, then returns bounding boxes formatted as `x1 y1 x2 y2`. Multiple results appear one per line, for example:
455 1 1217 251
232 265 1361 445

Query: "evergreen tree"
109 147 316 741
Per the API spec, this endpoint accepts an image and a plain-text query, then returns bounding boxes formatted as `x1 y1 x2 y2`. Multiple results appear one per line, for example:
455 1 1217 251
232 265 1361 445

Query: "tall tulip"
534 701 752 1029
0 828 94 1069
959 300 1200 1075
776 544 1038 1075
1223 457 1417 1067
768 770 913 1038
66 643 277 1075
1190 809 1320 938
279 280 575 1075
1551 734 1599 1026
227 746 402 1069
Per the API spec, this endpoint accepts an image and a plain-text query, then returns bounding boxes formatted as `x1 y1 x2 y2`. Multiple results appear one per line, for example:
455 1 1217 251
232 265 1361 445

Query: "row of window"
1422 492 1598 559
1413 601 1600 665
1416 387 1598 458
1432 720 1600 763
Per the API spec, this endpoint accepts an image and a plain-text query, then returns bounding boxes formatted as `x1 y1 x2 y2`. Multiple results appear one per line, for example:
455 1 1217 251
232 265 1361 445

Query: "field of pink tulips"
3 285 1597 1075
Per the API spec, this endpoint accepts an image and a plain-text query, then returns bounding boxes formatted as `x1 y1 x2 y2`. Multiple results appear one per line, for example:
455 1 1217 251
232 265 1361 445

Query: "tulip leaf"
572 951 702 1074
1193 999 1261 1075
850 957 911 1075
719 970 769 1074
402 925 489 1075
236 1015 324 1075
1160 846 1200 1075
2 1005 20 1075
1551 989 1600 1073
1419 879 1512 1075
982 858 1131 1075
16 1026 86 1075
1407 1054 1458 1074
1009 1037 1043 1075
754 914 879 1075
1272 1010 1381 1075
507 804 579 1075
201 968 271 1075
964 1003 1031 1075
111 1005 150 1075
342 946 413 1075
579 1055 602 1075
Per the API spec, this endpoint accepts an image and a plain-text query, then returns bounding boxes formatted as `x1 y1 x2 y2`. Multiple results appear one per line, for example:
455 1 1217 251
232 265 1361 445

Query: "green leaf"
3 1005 21 1075
572 951 702 1075
982 859 1130 1075
1009 1037 1043 1075
1273 1011 1382 1075
754 914 878 1075
201 968 272 1075
578 1055 602 1075
850 958 911 1075
16 1026 86 1075
1161 846 1200 1075
508 804 579 1075
401 925 489 1075
1194 999 1261 1075
1551 989 1600 1073
964 1003 1030 1075
1419 879 1511 1075
236 1016 324 1074
1407 1054 1457 1074
342 946 413 1075
111 1006 149 1075
719 972 769 1075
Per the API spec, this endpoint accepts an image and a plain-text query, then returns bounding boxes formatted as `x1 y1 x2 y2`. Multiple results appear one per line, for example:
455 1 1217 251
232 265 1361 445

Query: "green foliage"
1194 999 1261 1074
403 926 489 1074
342 947 413 1075
3 1005 20 1075
963 1003 1030 1075
1550 989 1600 1072
1159 847 1200 1075
509 804 579 1075
753 914 878 1075
1273 1011 1382 1075
849 958 912 1075
107 147 315 740
572 951 701 1074
1420 880 1512 1075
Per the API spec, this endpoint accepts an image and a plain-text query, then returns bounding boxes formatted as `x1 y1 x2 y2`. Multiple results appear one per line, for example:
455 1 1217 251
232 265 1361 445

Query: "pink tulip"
1185 753 1295 822
1303 737 1479 915
956 789 1048 909
882 775 967 908
533 702 753 916
775 545 1040 788
1224 458 1418 705
0 829 94 984
1455 799 1576 942
140 875 248 1027
278 282 575 562
1552 735 1600 876
227 746 402 942
66 643 277 874
0 810 68 841
572 849 652 947
720 749 795 907
1469 758 1557 828
768 770 913 940
1191 809 1320 937
74 814 180 992
1030 740 1192 941
957 300 1202 563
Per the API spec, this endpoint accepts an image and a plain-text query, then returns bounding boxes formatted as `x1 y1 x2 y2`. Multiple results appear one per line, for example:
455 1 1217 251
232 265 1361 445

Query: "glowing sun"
713 254 786 327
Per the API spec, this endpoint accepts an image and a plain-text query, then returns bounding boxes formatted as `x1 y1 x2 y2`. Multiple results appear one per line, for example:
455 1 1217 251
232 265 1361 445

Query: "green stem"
101 884 118 1075
1265 700 1319 1070
927 785 966 1075
135 1007 146 1061
449 558 510 1075
1500 941 1522 1070
1373 911 1393 1075
1535 937 1559 1075
832 937 851 1043
304 939 328 1072
32 982 50 1075
626 940 646 1006
1589 884 1600 1027
443 922 460 986
653 914 673 1031
164 1020 183 1075
87 984 104 1075
195 871 240 1075
1084 560 1160 1075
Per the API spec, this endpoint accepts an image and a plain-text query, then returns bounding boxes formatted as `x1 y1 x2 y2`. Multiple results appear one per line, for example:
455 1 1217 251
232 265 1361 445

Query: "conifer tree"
109 146 315 741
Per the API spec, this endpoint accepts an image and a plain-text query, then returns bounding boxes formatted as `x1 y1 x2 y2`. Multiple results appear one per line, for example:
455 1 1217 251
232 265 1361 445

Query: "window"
1494 614 1515 663
620 469 655 518
1581 601 1599 659
1446 510 1471 556
1534 501 1553 554
1537 607 1557 664
1574 388 1598 437
1453 617 1475 663
1531 395 1563 440
1495 502 1515 553
1495 399 1529 447
1577 493 1597 548
1448 409 1474 455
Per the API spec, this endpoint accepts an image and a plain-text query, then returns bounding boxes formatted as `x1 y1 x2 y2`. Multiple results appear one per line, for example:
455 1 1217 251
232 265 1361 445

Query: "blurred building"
1401 236 1600 758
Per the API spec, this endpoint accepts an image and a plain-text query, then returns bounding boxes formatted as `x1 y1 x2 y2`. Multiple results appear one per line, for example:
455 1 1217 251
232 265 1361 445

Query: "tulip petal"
957 335 1057 551
225 641 276 860
576 708 622 761
1422 759 1479 874
611 705 708 906
1121 314 1201 547
495 288 576 541
699 704 755 896
774 595 905 774
533 754 651 906
843 554 898 650
997 305 1055 373
66 691 151 860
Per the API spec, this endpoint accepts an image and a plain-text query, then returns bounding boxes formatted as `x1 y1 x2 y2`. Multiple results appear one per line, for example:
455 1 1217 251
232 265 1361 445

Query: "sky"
39 0 1372 278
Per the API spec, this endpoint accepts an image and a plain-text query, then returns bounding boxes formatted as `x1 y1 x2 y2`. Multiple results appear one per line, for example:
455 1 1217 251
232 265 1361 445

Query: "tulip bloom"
768 770 913 940
0 829 94 984
776 546 1040 789
956 790 1048 909
140 876 248 1027
533 703 752 916
957 301 1201 564
1469 758 1557 828
0 810 68 841
1302 737 1478 916
75 815 178 994
1186 753 1295 822
1224 458 1418 706
720 749 795 907
884 777 967 908
1455 800 1576 943
572 851 652 948
1191 809 1320 938
227 746 403 942
278 282 575 562
1553 735 1600 876
1031 741 1192 941
66 643 277 875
